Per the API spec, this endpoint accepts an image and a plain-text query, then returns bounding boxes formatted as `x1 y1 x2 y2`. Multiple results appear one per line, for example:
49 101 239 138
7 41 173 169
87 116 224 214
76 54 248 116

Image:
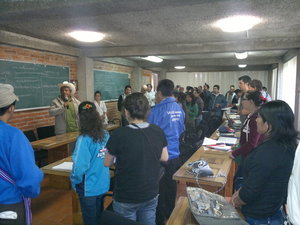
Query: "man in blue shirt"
148 79 185 225
208 84 227 118
0 84 43 225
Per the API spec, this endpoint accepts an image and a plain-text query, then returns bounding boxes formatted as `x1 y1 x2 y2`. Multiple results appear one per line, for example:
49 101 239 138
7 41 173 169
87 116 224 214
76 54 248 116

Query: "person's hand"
64 101 69 108
229 152 235 159
230 189 246 208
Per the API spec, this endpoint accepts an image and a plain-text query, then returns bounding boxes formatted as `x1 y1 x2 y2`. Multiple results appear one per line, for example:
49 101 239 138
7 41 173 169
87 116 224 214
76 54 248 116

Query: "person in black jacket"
117 85 131 126
230 100 298 225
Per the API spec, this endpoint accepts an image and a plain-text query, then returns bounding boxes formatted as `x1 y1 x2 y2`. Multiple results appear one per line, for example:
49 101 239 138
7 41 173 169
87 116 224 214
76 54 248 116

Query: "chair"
37 125 55 139
23 130 48 167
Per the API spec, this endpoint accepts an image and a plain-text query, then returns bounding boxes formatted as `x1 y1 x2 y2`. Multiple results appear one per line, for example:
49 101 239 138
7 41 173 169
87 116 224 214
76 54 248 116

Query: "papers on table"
202 137 237 151
52 162 73 171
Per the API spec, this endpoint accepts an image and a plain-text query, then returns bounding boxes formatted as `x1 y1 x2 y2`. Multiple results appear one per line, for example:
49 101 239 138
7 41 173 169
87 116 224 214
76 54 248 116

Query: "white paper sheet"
202 137 217 146
52 162 73 171
217 137 238 145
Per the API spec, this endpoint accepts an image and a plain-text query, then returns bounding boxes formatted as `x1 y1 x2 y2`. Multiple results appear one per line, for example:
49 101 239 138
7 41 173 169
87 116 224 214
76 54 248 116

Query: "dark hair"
157 79 174 97
258 100 298 148
230 85 235 88
94 91 101 97
238 75 251 84
147 83 152 89
249 79 263 91
262 86 267 91
213 84 220 90
0 101 16 116
234 89 242 94
204 83 210 89
186 92 196 105
78 101 105 142
245 91 263 106
124 85 131 91
124 92 150 120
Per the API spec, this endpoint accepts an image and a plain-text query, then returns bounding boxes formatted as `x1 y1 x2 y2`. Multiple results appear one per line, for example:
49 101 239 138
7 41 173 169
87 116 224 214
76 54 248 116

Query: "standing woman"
185 93 198 127
230 100 298 225
94 91 108 125
104 93 168 225
70 101 110 225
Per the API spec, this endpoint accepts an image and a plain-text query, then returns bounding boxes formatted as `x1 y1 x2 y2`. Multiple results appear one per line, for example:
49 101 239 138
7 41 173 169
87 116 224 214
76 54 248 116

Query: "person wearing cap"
49 81 81 135
0 84 43 225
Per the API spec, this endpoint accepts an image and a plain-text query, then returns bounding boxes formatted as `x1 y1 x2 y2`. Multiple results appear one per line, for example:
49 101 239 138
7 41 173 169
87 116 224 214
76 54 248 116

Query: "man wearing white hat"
49 81 80 135
0 84 43 225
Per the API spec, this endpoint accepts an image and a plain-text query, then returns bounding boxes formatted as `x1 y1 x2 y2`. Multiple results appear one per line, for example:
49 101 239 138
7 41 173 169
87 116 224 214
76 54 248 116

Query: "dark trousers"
156 157 182 225
0 201 26 225
78 194 104 225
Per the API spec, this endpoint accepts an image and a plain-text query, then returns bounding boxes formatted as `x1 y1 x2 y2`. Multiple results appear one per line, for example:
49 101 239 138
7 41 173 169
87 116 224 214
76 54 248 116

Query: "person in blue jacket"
208 84 227 118
148 79 185 225
70 101 110 225
0 84 43 225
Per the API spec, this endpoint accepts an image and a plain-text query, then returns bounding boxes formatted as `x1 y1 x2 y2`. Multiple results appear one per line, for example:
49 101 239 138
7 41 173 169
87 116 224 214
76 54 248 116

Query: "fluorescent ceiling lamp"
238 64 247 68
142 56 163 63
68 30 105 42
174 66 186 69
215 15 262 32
235 52 248 59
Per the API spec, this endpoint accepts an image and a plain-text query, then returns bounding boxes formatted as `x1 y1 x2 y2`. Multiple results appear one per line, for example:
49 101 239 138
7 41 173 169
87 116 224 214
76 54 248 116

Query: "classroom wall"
1 45 78 131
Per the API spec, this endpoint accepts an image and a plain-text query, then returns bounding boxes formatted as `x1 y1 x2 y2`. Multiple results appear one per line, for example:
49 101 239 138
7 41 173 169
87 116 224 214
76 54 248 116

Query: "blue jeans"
113 195 158 225
246 208 285 225
78 194 104 225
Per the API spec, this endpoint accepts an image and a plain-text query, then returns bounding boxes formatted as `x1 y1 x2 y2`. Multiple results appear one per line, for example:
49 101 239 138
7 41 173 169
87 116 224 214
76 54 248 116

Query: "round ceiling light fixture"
215 15 262 32
68 30 105 42
174 66 186 70
238 64 247 68
235 52 248 59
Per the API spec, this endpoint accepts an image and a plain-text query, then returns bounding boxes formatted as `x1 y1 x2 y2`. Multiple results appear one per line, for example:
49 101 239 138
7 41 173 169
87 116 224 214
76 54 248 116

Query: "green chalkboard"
94 70 130 100
0 60 69 109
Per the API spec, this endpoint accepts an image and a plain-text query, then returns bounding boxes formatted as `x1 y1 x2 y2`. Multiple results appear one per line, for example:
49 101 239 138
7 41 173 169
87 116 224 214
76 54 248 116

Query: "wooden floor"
32 176 73 225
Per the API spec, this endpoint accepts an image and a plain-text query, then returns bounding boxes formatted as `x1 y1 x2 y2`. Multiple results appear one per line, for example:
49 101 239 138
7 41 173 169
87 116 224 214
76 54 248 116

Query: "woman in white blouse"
94 91 108 124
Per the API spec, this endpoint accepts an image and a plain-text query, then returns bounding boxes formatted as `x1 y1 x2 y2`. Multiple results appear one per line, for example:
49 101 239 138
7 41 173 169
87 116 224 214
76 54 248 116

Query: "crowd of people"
0 75 299 225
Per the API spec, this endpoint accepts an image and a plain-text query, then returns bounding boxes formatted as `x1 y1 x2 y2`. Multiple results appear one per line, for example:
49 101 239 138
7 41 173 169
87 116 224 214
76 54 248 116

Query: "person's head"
186 92 196 104
146 84 152 92
173 91 186 104
78 101 104 142
141 85 147 94
179 87 184 93
257 100 298 146
124 85 132 96
242 91 263 113
249 79 263 91
59 81 76 100
229 85 235 93
204 83 209 90
193 90 201 97
198 85 203 92
124 92 150 121
0 84 19 121
212 85 220 94
156 79 174 102
262 86 267 92
238 75 251 92
94 91 102 102
234 89 242 97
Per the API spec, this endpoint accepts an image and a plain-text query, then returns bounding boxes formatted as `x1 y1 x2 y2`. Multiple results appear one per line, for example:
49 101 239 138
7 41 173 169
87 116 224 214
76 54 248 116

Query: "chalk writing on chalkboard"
0 60 69 110
94 70 130 101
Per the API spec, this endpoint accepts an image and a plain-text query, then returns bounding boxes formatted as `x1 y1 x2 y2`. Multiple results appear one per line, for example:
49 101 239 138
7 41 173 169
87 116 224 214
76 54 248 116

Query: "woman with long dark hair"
230 100 298 225
70 101 110 225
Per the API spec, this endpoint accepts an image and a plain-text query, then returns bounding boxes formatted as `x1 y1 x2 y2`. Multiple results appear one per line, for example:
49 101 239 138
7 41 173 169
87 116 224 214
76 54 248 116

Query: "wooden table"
31 123 119 163
42 156 114 225
173 129 236 198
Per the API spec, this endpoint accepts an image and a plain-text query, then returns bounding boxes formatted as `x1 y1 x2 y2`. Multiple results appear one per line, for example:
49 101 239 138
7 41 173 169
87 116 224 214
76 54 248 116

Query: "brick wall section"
1 45 78 132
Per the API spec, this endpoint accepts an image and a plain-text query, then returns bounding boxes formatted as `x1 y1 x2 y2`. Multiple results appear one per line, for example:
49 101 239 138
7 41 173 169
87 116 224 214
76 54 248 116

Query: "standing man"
201 83 211 111
117 85 132 126
208 85 227 118
0 84 43 225
49 81 80 135
148 79 185 225
238 75 252 122
145 83 156 107
225 85 236 106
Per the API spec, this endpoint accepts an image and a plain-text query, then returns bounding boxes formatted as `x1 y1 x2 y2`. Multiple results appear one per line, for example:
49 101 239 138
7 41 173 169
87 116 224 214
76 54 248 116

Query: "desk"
31 123 119 163
42 156 114 225
173 129 235 198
